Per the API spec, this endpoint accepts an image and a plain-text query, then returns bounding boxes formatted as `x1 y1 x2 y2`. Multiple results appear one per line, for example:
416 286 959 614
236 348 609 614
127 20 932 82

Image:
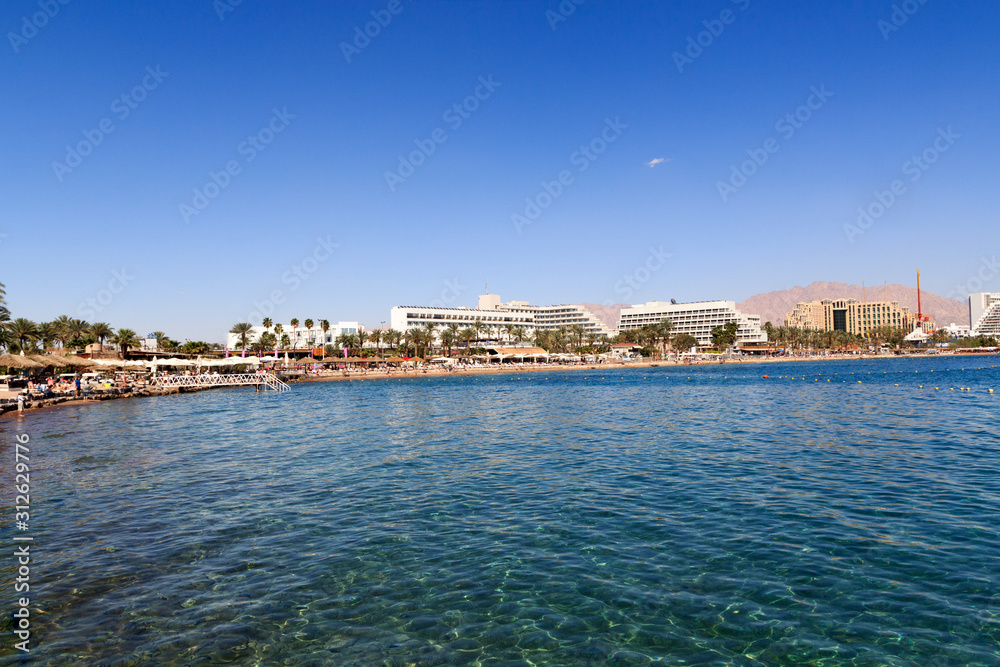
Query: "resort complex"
618 300 766 347
785 298 922 337
389 294 615 338
970 292 1000 337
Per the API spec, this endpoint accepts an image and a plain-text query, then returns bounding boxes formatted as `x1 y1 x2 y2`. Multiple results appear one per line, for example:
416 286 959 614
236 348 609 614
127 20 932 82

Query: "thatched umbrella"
385 356 406 364
54 355 98 368
29 355 62 368
0 354 43 370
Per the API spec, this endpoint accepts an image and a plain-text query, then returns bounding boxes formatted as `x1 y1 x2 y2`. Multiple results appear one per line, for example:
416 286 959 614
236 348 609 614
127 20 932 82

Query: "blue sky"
3 0 998 341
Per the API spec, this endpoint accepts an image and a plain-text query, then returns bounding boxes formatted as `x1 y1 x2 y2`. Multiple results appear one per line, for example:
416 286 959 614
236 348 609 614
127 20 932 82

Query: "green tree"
461 327 477 355
710 321 739 352
289 318 299 351
304 319 315 347
672 333 699 352
112 328 140 358
230 322 254 350
439 329 456 356
8 318 38 351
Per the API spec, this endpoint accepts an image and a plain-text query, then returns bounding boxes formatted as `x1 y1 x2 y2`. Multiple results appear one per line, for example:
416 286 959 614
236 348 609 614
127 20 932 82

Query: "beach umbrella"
0 354 43 369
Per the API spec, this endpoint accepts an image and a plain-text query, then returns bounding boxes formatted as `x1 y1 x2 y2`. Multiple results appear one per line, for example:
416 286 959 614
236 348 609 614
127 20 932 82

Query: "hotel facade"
785 298 917 337
970 292 1000 337
225 321 360 351
618 300 766 347
390 294 615 338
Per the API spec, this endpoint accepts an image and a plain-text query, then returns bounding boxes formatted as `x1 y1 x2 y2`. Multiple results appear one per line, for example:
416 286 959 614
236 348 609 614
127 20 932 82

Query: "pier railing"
156 373 291 392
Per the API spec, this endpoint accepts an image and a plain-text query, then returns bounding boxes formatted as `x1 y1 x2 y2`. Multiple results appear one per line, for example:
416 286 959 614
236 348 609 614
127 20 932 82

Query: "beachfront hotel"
785 298 918 336
389 294 615 337
970 292 1000 337
618 300 766 347
225 321 360 350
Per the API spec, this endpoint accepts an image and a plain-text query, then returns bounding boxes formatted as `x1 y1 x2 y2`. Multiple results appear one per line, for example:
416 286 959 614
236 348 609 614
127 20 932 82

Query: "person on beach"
75 377 81 397
17 390 26 413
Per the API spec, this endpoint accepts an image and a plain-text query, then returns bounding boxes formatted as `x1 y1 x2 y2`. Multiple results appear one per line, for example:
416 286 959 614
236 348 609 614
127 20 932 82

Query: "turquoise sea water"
2 356 999 665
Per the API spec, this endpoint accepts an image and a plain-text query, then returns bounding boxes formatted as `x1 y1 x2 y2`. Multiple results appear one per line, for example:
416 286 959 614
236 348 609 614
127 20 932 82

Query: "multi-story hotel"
970 292 1000 337
389 294 615 338
618 300 766 347
225 321 360 350
785 299 918 336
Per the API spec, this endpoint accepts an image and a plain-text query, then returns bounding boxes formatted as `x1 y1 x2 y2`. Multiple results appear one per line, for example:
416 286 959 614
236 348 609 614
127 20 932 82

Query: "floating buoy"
763 375 769 379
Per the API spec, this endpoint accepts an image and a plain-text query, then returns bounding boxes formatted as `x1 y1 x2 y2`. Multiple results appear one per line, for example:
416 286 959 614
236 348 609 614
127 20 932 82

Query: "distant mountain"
737 281 969 327
581 303 631 331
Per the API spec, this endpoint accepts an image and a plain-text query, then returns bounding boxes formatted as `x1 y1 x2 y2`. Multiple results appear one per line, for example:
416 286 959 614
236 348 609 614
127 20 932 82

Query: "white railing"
156 373 291 392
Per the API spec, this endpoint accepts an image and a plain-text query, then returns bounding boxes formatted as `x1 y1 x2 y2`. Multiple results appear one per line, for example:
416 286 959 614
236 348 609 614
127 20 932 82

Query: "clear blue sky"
3 0 997 341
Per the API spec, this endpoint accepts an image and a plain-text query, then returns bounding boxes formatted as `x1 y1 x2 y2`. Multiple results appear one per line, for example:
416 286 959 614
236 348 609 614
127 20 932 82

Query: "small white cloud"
646 157 670 168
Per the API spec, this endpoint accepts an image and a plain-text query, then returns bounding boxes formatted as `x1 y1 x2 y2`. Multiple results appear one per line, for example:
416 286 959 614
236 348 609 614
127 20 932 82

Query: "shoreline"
4 351 997 419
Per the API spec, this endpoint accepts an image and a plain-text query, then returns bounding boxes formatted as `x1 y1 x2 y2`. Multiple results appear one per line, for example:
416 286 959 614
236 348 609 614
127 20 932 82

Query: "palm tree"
460 327 477 356
8 318 38 352
304 319 315 348
0 327 12 353
512 326 527 344
383 329 401 354
569 324 586 351
357 328 369 356
369 328 382 357
230 322 254 350
67 318 90 342
112 328 140 359
421 322 437 356
89 322 114 350
320 320 330 347
655 318 674 359
289 318 299 351
262 317 273 334
273 323 284 350
37 321 58 349
280 333 291 350
439 329 456 356
51 314 73 347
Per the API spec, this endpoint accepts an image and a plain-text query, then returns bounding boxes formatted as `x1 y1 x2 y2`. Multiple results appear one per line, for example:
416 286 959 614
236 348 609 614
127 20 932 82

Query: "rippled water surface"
2 356 999 665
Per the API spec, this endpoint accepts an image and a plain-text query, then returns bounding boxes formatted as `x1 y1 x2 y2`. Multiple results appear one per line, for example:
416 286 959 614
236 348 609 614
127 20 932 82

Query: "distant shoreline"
4 351 997 419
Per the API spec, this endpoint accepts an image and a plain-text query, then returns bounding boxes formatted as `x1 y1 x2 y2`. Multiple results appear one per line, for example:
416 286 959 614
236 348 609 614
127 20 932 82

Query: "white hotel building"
970 292 1000 338
618 300 766 347
390 294 615 338
225 321 361 351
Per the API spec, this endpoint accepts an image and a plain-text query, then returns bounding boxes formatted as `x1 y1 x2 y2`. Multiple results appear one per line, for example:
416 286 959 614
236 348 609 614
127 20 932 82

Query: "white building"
970 293 1000 338
618 300 766 347
226 321 360 351
939 323 972 339
389 294 615 339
